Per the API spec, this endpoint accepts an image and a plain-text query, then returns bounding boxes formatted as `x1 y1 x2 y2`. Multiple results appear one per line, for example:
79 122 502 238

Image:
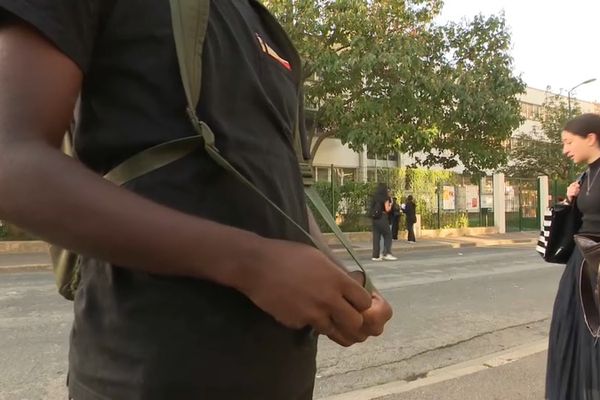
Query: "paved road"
315 245 559 398
0 244 562 400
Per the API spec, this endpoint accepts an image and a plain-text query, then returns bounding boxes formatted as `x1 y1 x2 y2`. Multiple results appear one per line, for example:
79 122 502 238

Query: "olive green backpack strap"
145 0 375 293
52 0 374 300
50 0 213 300
304 187 375 293
105 0 213 185
248 2 375 293
169 1 328 252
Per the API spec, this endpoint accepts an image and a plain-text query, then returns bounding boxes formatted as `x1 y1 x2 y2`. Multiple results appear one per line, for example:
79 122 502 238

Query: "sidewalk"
321 341 548 400
329 231 538 259
0 231 538 271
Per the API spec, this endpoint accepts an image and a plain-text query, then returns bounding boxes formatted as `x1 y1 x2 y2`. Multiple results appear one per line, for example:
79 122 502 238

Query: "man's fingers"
330 299 368 343
342 277 372 312
312 317 336 336
326 330 361 348
361 294 393 336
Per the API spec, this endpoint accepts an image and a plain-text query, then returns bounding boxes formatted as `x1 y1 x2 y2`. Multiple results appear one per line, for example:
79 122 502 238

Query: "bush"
0 222 36 241
338 182 376 232
309 168 485 232
310 181 375 232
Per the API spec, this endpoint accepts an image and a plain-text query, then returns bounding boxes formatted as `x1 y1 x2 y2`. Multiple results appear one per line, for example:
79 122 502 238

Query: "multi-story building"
311 86 600 183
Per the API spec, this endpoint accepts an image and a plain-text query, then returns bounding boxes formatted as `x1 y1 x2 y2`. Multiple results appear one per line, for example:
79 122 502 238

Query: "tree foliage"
503 95 580 180
263 0 525 175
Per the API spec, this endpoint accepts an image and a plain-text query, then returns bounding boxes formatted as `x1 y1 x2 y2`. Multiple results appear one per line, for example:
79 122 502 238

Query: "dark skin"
0 20 391 346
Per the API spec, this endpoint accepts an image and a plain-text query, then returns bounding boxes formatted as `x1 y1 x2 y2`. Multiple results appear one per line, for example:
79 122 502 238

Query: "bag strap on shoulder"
106 0 374 293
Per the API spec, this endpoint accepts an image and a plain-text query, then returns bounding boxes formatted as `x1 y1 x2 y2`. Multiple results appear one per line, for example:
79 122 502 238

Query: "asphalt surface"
0 244 561 400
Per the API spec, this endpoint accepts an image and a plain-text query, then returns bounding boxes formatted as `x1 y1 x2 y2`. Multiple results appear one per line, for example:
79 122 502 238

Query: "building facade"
311 86 600 182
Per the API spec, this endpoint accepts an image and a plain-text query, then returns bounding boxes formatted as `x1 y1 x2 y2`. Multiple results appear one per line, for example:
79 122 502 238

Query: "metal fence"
311 170 497 232
504 177 539 232
408 176 495 230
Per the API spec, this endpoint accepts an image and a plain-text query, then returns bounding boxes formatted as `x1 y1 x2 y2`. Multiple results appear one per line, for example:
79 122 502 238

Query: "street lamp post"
568 78 597 116
566 78 597 179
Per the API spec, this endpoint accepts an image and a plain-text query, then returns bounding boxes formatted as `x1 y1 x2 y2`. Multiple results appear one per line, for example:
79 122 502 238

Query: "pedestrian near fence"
390 196 401 240
370 184 397 261
404 195 417 243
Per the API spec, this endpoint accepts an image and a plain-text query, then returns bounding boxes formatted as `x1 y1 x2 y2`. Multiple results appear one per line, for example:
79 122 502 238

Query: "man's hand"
326 291 393 347
235 238 373 338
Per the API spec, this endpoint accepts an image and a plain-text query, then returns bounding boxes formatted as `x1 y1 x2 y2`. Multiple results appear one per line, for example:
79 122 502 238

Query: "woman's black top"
579 157 600 234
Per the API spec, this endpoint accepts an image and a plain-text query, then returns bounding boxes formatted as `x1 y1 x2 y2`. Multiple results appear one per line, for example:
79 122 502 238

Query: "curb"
318 339 548 400
0 264 52 273
331 239 536 258
0 241 49 254
0 238 536 271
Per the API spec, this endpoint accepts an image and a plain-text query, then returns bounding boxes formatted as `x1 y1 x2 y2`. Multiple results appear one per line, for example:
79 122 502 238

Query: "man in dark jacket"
404 195 417 243
390 196 401 240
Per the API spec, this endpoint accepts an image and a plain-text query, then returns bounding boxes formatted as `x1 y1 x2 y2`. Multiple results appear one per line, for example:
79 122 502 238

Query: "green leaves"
503 95 580 180
264 1 524 175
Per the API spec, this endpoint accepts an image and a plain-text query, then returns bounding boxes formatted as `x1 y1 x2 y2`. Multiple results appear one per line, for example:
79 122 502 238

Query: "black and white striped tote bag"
536 209 552 258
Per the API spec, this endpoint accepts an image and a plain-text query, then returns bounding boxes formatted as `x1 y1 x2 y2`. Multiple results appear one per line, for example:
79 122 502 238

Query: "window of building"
314 167 330 182
314 166 356 184
367 169 377 182
367 150 398 161
367 167 393 183
333 168 356 185
520 102 542 121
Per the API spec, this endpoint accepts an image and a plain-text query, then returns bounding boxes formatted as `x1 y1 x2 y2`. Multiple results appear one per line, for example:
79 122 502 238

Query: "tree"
263 1 525 175
423 15 525 173
503 95 580 181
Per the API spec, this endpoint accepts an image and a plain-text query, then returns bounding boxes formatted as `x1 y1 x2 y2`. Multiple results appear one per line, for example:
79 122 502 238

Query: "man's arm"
0 20 372 335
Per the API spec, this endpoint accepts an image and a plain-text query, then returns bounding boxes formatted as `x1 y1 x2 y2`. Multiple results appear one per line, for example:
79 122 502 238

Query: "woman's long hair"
373 183 389 203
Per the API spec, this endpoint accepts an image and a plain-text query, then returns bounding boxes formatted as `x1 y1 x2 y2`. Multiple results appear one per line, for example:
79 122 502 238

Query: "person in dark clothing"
0 2 392 399
370 183 397 261
404 195 417 243
546 113 600 400
390 196 401 240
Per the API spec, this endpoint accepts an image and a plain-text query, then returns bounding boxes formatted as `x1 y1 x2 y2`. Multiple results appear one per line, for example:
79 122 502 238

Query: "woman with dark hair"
546 113 600 399
369 183 397 261
404 195 417 243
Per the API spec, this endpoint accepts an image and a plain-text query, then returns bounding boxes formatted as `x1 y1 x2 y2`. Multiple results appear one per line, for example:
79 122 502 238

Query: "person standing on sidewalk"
546 113 600 400
370 184 397 261
404 195 417 243
390 196 401 240
0 2 392 399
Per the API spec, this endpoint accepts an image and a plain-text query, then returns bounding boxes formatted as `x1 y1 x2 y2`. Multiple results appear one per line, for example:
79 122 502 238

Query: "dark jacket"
404 201 417 224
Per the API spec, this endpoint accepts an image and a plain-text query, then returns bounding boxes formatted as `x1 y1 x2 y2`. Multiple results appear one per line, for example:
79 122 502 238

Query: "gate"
505 178 539 232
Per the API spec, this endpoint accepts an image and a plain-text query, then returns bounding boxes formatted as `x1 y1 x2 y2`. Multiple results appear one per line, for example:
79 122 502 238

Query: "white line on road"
318 339 548 400
374 263 555 291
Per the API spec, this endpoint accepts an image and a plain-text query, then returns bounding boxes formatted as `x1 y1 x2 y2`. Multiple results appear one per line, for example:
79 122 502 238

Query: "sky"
437 0 600 103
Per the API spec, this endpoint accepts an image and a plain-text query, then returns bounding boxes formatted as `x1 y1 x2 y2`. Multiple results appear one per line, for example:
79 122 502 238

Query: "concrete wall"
312 138 360 168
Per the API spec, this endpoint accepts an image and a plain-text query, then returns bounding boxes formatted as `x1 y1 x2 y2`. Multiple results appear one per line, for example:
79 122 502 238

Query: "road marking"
374 263 555 291
0 264 51 273
318 339 548 400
